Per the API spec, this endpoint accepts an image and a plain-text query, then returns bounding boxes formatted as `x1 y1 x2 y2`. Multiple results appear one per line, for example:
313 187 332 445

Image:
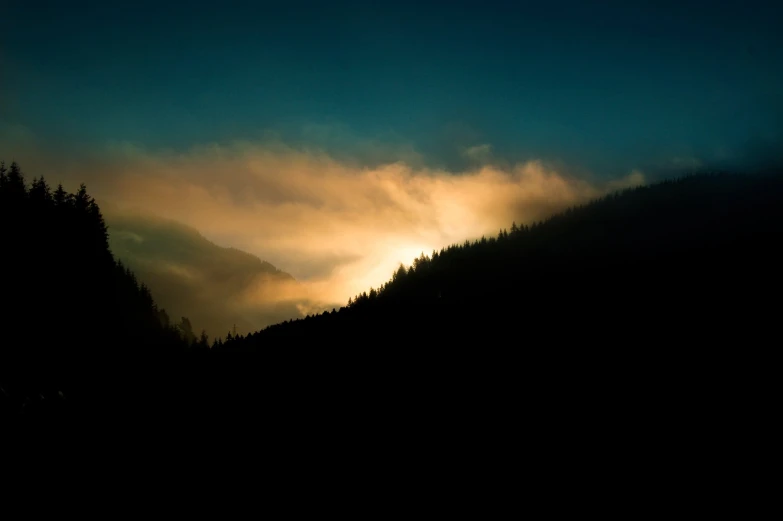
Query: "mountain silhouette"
0 161 189 422
226 171 782 355
105 211 305 337
3 162 779 443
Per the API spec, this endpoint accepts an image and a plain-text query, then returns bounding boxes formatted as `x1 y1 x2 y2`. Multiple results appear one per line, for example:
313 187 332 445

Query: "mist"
1 139 648 335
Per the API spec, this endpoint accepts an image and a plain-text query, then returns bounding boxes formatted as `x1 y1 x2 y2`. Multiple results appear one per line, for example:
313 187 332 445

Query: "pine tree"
88 198 109 248
53 184 67 206
198 330 209 349
158 308 171 328
4 162 26 200
29 177 52 203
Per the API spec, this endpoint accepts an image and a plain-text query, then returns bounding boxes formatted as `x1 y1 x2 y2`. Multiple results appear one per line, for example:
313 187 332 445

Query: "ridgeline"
2 162 779 432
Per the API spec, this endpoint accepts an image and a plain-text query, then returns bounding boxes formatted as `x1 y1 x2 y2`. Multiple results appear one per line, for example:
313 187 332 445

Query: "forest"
2 160 781 424
226 171 783 351
0 161 193 421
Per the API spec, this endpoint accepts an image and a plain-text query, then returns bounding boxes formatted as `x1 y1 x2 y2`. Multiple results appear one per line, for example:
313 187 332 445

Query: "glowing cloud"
9 139 645 322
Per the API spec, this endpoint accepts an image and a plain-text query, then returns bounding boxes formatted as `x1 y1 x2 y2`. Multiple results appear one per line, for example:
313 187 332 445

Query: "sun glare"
339 242 434 298
395 245 432 268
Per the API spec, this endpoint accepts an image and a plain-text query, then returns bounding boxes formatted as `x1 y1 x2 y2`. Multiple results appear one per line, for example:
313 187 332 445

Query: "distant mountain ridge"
106 211 304 337
109 212 291 279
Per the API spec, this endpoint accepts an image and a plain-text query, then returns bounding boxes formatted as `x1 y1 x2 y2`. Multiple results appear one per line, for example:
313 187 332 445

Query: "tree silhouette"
3 162 781 431
222 171 783 352
0 161 193 420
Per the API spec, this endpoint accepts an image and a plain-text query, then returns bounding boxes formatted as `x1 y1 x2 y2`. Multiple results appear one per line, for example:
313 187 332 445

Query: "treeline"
0 161 196 417
227 171 783 350
3 161 780 426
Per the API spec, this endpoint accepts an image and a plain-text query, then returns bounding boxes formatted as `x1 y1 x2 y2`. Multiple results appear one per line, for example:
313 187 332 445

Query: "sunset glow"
2 1 780 337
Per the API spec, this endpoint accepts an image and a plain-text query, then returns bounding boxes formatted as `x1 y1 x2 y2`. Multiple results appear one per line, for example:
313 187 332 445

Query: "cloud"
6 139 645 326
106 212 313 337
297 122 427 168
462 143 493 163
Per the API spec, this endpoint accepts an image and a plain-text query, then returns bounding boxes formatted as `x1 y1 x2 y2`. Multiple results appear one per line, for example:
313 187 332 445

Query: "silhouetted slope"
231 172 783 351
186 172 780 446
4 165 778 440
0 161 188 419
106 212 303 336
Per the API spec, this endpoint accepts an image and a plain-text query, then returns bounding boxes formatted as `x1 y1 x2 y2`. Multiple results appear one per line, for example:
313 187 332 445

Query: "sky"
2 1 782 312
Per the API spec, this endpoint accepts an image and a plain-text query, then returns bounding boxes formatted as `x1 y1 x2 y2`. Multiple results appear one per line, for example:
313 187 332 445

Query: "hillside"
4 164 779 433
0 161 189 418
106 212 305 337
227 172 783 351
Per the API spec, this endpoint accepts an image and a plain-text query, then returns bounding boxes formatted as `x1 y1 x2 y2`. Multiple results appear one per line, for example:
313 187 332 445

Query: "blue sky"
2 0 782 176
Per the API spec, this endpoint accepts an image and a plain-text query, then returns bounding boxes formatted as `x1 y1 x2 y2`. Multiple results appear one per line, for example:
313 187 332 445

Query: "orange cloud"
11 140 646 310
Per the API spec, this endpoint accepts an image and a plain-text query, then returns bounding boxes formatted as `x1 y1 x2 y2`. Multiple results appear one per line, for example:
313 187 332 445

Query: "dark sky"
2 0 782 176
